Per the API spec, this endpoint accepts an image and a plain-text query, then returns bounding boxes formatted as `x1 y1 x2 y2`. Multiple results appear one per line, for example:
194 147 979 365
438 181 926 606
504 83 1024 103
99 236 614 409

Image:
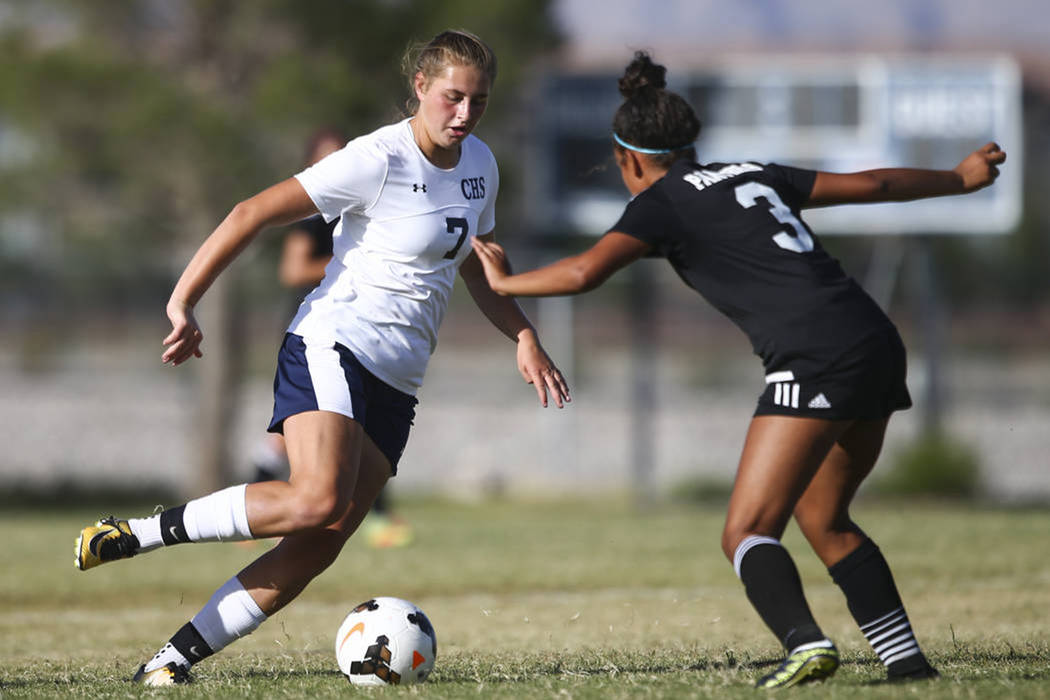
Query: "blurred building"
2 0 1048 504
554 0 1050 76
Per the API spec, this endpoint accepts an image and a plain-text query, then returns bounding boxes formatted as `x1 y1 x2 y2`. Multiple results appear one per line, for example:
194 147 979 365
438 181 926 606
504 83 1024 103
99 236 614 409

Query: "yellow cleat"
756 641 839 689
74 517 139 571
132 662 191 686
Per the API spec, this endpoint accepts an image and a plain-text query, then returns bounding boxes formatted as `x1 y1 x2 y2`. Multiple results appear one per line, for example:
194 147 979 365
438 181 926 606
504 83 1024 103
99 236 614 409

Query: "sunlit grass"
1 499 1048 697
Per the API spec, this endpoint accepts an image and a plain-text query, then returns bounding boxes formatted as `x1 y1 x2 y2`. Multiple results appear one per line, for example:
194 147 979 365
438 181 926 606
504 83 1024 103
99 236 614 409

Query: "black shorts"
755 327 912 420
268 333 418 474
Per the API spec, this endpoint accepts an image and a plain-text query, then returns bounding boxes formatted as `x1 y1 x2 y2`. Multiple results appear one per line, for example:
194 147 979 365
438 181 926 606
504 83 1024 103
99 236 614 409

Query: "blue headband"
613 133 693 155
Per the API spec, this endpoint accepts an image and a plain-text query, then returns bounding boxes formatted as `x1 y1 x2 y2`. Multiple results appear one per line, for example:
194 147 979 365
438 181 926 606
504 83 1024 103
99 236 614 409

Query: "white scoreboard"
697 55 1022 235
538 54 1022 236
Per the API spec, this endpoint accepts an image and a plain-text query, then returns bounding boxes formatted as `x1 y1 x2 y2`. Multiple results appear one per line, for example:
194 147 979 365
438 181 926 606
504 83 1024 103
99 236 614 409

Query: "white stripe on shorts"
303 339 355 419
765 370 795 384
773 381 800 408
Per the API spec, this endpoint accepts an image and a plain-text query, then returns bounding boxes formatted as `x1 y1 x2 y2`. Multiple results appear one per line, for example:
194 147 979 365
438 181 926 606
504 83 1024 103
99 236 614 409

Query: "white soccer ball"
335 597 437 686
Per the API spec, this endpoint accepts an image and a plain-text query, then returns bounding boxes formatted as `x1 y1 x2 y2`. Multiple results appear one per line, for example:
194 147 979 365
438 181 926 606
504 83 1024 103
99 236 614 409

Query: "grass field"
2 498 1049 698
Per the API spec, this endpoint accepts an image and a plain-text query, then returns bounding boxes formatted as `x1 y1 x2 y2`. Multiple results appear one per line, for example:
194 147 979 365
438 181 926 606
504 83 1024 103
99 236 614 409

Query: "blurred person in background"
73 29 570 686
252 126 413 549
472 51 1005 689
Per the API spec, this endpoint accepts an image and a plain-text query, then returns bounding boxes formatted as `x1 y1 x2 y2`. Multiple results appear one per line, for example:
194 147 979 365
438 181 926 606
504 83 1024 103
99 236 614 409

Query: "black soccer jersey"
610 159 894 375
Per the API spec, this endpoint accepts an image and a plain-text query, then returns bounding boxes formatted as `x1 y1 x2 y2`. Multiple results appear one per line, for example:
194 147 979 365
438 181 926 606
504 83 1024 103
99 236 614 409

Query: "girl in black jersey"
473 52 1006 688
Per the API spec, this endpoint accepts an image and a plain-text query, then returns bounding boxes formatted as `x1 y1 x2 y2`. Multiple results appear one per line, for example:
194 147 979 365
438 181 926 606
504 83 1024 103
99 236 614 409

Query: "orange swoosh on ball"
338 622 366 654
412 650 425 669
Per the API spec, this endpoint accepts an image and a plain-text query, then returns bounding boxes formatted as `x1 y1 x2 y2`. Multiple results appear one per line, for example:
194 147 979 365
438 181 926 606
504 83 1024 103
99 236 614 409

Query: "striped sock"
829 538 934 677
859 606 922 669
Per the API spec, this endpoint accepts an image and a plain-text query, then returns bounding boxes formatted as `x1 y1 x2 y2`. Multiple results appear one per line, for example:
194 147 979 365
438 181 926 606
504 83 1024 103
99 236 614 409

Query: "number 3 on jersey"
734 182 814 253
443 217 469 259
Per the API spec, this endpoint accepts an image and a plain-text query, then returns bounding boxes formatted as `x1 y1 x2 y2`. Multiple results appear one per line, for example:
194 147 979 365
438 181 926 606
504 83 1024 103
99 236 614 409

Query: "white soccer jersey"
289 118 498 395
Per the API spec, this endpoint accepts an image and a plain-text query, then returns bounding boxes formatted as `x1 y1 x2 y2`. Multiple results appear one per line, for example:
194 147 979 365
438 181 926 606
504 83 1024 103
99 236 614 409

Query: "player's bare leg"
242 410 365 537
76 411 367 571
238 431 392 615
791 418 887 565
794 419 939 682
133 414 391 685
722 416 848 557
721 415 849 687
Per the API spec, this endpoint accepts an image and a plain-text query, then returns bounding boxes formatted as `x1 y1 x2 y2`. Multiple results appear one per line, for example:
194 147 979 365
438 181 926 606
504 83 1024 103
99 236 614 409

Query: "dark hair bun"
618 51 667 99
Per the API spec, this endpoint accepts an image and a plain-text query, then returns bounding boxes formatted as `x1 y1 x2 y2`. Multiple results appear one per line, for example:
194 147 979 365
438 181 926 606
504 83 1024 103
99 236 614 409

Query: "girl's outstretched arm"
470 232 649 297
806 142 1006 208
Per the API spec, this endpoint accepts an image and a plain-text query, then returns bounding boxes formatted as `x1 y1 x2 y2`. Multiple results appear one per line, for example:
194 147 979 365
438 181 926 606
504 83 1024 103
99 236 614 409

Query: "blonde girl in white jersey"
73 30 570 686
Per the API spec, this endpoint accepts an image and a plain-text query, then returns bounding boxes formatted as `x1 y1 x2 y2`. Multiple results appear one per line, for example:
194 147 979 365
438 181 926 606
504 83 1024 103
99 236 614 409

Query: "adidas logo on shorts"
807 393 832 409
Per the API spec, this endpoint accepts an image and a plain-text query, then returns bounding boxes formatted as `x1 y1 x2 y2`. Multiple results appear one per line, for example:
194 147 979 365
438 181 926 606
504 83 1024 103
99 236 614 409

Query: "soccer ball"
335 597 437 686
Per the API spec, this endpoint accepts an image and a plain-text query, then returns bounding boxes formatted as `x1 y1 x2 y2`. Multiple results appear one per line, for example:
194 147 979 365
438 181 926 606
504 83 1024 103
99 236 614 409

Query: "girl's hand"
955 142 1006 193
470 237 511 294
162 298 204 366
516 330 571 408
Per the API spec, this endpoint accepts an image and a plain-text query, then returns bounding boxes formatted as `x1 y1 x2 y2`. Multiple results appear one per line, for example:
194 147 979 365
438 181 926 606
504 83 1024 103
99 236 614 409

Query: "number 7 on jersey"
443 217 469 259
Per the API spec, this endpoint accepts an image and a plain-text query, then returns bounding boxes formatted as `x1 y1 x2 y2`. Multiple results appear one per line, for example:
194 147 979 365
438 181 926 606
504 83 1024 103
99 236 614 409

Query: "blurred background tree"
0 0 560 493
1 0 1046 503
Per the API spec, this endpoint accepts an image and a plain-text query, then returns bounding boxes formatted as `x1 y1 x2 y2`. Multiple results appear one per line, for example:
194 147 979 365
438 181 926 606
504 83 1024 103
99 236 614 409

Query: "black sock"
145 622 214 672
159 504 190 545
737 538 827 651
829 538 934 676
170 622 214 667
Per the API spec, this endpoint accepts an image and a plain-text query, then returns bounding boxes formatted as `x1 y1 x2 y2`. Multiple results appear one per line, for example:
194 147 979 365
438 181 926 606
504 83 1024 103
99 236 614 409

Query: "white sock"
129 485 253 550
127 514 164 552
184 484 253 542
190 577 268 655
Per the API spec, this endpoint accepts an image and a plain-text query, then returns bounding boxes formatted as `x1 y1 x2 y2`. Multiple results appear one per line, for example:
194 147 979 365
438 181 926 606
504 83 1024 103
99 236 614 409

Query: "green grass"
1 498 1049 698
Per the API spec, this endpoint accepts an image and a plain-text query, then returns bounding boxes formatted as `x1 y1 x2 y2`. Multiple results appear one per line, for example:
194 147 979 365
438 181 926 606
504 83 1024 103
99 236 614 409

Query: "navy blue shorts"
267 333 418 474
755 326 912 420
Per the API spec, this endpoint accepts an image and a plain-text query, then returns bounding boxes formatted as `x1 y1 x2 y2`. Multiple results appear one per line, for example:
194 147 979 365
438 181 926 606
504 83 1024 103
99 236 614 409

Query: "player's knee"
722 516 783 562
289 489 350 530
794 505 852 543
721 523 750 562
795 507 863 558
792 507 826 541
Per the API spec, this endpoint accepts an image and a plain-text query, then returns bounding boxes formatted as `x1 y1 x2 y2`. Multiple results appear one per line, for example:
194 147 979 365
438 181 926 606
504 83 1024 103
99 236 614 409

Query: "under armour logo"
413 183 427 193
